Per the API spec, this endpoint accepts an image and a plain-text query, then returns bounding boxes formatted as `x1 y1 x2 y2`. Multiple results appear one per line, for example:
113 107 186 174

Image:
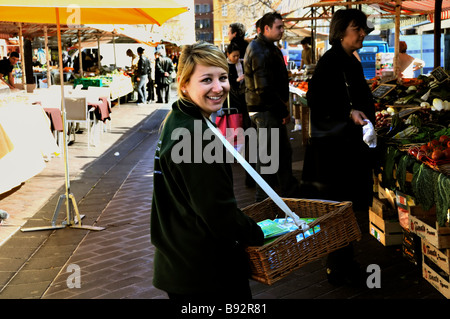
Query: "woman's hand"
350 109 368 125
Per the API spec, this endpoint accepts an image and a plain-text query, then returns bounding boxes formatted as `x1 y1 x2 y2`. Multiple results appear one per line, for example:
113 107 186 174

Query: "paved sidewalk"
0 95 172 298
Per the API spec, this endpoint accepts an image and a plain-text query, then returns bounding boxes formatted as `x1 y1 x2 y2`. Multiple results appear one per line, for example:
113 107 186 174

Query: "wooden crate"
422 238 450 275
422 255 450 299
377 187 396 210
371 196 397 220
369 209 403 246
409 205 450 249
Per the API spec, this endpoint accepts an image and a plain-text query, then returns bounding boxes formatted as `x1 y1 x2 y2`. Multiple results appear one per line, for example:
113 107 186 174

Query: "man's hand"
282 115 291 125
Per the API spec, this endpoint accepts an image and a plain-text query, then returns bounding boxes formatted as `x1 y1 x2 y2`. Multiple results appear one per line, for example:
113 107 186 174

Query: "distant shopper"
146 54 155 103
151 41 264 301
0 52 20 89
299 37 312 69
228 22 248 58
126 49 139 73
154 50 174 104
136 47 150 105
398 41 425 79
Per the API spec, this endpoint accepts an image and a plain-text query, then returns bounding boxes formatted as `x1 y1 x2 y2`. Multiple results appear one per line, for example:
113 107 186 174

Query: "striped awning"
305 0 450 21
429 9 450 22
377 0 450 15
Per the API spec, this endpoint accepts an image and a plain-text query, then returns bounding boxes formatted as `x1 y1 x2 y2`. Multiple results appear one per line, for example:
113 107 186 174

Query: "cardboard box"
369 209 403 246
422 255 450 299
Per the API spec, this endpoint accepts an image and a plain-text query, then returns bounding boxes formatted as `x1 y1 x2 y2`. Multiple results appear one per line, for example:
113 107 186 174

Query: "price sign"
431 66 449 83
372 84 396 99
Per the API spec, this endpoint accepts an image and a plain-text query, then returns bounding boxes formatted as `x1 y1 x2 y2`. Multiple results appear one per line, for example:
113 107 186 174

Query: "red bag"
215 96 244 149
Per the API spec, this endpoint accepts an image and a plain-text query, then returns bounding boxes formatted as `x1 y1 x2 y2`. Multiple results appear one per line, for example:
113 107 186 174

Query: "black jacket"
244 33 289 120
151 99 264 294
155 56 174 85
307 44 375 139
136 55 150 77
301 44 376 209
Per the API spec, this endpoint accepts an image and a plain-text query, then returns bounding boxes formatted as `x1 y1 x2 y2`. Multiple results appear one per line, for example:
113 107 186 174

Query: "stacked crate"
369 190 403 246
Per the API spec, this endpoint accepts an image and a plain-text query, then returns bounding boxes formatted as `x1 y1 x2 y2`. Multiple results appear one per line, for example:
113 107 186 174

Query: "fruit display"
290 80 308 92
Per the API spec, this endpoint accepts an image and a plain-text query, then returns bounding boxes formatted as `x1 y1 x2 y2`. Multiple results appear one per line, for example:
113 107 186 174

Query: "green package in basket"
257 219 290 239
257 217 321 244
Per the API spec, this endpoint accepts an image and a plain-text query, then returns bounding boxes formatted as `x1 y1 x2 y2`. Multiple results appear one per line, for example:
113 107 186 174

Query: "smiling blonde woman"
151 41 264 302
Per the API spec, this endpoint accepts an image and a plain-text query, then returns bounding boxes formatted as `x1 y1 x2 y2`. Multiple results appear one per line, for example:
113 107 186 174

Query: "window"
203 4 210 13
222 4 228 16
222 25 228 38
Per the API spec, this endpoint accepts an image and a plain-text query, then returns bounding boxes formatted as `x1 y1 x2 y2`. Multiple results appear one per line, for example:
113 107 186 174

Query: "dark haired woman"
300 9 377 285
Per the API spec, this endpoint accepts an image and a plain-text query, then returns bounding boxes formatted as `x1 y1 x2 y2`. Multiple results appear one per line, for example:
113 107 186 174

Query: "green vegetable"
435 174 450 227
382 146 402 190
396 155 416 193
412 163 439 212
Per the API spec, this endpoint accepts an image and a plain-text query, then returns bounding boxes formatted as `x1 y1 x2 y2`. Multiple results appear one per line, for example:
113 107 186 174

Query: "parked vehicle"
288 49 302 69
357 40 390 79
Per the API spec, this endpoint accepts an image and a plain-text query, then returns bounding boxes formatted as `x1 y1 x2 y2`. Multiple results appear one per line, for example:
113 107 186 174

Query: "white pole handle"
204 116 308 230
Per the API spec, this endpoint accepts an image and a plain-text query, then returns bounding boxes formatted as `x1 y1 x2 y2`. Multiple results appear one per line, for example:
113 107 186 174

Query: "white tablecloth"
0 102 59 194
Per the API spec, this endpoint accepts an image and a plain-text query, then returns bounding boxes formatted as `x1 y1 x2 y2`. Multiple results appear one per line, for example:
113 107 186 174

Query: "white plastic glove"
362 119 377 148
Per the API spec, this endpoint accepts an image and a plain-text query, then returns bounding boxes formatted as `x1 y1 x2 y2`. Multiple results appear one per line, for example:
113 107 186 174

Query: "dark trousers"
157 83 170 103
147 78 155 101
251 111 300 202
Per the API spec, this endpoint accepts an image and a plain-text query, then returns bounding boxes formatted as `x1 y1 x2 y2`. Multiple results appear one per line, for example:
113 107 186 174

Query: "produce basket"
243 198 361 285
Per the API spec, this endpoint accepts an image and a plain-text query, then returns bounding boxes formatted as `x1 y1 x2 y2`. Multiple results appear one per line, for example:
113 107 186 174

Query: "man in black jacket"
154 50 174 104
136 47 150 105
244 12 300 202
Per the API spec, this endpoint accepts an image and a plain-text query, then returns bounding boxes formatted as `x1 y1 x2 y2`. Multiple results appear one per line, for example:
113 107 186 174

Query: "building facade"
194 0 214 43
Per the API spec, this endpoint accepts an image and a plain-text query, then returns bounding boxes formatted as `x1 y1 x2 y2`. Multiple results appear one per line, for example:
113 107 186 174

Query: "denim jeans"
137 74 148 103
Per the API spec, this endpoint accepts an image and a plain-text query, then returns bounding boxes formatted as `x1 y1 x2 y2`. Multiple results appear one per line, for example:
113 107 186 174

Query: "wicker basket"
242 198 361 285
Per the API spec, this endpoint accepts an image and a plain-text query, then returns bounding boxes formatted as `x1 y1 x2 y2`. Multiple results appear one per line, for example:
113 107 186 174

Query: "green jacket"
151 99 263 294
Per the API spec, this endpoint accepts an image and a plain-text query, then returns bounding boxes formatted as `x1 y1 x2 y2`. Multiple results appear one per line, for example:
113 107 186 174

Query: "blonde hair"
160 41 229 131
177 41 229 102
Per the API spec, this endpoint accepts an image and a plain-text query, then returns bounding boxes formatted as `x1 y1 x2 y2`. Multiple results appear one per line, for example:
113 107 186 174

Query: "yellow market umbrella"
0 0 188 232
0 0 188 25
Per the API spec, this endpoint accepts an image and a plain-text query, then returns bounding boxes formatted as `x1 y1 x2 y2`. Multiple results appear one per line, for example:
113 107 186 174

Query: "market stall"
74 71 134 102
0 91 60 194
